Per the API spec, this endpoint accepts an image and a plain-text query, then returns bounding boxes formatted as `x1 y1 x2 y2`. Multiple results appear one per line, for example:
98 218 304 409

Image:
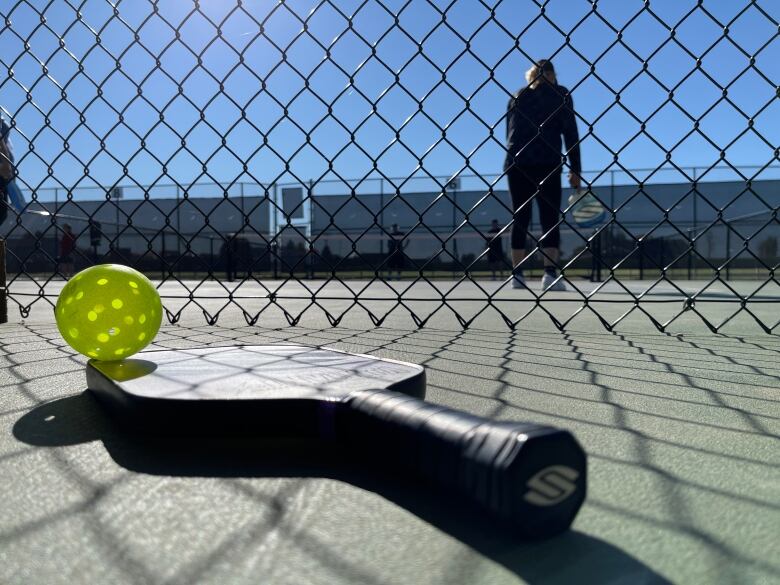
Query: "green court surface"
0 281 778 585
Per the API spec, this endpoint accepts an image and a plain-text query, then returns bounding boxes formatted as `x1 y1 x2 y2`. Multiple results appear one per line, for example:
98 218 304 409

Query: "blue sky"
1 0 778 201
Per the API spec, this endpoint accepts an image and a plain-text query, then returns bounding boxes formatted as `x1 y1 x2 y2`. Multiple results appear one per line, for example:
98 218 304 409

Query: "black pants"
387 249 405 270
506 165 562 250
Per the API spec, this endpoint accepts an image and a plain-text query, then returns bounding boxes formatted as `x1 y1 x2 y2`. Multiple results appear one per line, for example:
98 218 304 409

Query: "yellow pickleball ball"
55 264 162 361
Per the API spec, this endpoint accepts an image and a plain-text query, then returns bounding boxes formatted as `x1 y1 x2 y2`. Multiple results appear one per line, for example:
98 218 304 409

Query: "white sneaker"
511 273 526 289
541 272 566 291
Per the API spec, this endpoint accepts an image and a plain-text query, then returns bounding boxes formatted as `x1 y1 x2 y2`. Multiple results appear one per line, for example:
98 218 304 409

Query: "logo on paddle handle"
523 465 580 506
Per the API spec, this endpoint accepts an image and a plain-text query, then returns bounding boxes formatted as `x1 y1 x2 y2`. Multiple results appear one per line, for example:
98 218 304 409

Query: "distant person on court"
0 111 26 224
0 111 17 226
59 223 76 278
387 224 406 280
504 59 581 291
487 219 505 280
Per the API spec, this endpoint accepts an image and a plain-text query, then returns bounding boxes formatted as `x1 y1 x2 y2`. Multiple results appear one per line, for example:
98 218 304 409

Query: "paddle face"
87 345 425 436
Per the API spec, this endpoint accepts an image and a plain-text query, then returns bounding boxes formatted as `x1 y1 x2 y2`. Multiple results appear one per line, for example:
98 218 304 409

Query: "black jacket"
504 82 581 174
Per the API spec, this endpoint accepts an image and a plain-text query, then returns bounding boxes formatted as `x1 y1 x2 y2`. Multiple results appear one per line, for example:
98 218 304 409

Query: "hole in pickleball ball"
68 328 78 339
65 296 74 305
109 327 120 336
97 333 109 343
76 291 84 300
114 348 125 356
88 351 98 358
128 281 138 289
44 415 55 422
94 304 105 314
88 311 98 321
124 315 134 325
97 278 108 285
112 298 123 309
139 314 146 324
138 332 146 341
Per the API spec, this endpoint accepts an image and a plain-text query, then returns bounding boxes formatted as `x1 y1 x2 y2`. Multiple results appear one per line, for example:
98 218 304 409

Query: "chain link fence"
0 0 778 332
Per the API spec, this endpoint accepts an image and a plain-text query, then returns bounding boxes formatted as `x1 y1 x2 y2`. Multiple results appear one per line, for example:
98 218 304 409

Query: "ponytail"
525 59 556 88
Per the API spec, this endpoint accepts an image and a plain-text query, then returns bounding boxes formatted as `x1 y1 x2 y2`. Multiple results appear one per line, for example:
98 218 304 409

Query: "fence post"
115 189 120 260
609 170 615 278
272 183 279 279
638 239 644 280
726 228 731 280
688 166 697 280
308 179 314 279
160 232 166 281
53 188 59 260
176 185 181 278
379 178 384 256
452 187 458 277
0 238 6 324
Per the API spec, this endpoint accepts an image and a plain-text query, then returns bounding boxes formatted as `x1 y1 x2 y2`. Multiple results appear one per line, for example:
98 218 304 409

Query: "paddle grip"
341 389 586 538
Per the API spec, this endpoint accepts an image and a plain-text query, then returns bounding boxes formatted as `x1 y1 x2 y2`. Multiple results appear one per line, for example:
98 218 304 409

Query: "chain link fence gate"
0 0 778 332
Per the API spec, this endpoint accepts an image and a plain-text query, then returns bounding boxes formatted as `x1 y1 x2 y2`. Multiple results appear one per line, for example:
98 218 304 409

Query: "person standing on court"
504 59 582 290
0 111 16 226
0 111 26 226
386 223 406 280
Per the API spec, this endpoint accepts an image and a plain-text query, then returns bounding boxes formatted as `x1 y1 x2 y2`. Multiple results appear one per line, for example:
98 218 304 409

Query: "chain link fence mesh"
0 0 778 332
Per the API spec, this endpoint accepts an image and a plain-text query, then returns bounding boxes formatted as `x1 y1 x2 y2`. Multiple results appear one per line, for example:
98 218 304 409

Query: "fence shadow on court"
4 321 778 582
13 391 670 585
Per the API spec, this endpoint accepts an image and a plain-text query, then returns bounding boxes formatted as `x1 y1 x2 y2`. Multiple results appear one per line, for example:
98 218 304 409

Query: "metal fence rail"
0 0 777 332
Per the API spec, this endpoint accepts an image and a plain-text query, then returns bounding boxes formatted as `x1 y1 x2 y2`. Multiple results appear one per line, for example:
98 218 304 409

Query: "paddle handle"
340 390 586 538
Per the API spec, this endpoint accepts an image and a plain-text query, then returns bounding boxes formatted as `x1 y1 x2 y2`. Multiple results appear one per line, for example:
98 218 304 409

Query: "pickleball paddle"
86 344 586 538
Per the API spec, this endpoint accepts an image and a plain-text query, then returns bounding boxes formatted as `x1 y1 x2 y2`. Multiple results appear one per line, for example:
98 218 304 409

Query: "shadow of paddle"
14 392 670 585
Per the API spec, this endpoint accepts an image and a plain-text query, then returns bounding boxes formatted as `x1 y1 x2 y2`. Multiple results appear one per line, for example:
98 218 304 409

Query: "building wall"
3 179 777 272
